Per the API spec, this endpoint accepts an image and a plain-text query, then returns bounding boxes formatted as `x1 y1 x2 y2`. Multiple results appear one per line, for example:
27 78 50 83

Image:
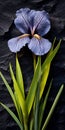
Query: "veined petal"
28 9 36 31
14 8 30 33
16 8 30 16
8 36 30 53
28 37 51 56
29 10 51 36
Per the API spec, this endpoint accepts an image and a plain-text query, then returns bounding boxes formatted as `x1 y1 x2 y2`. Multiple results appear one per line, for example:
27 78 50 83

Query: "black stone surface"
0 0 65 130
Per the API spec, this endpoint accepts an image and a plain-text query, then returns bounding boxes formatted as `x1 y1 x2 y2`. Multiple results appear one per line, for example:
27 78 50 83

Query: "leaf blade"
41 84 64 130
34 81 40 130
40 63 50 99
14 92 23 124
16 56 25 98
0 72 16 107
42 40 61 73
26 56 41 115
9 64 27 118
39 80 52 130
0 72 23 125
0 103 23 130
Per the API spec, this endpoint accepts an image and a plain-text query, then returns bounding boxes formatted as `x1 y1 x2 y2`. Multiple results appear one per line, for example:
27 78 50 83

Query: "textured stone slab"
0 0 65 129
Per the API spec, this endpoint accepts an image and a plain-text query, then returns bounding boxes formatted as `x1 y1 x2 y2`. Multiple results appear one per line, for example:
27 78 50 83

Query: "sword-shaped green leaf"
42 40 61 73
9 64 27 118
0 72 23 125
40 40 61 100
40 63 50 99
16 56 25 98
41 84 64 130
14 91 23 124
34 80 40 130
26 56 41 115
0 102 23 130
39 80 52 130
0 72 16 110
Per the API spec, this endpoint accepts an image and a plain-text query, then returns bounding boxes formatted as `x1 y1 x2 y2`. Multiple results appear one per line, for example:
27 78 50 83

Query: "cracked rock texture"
0 0 65 129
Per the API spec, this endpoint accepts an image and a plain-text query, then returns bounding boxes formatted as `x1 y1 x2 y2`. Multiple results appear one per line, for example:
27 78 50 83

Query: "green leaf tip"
0 102 23 130
41 84 64 130
16 56 25 98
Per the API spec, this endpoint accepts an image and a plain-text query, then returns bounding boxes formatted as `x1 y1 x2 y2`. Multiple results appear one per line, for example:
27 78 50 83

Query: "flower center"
18 33 41 40
19 34 30 39
33 34 41 40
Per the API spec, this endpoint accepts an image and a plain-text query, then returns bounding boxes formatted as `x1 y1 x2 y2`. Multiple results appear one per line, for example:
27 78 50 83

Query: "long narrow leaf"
40 39 60 100
42 40 61 73
40 63 50 99
10 64 27 118
0 72 23 125
14 92 23 124
0 102 23 130
26 56 41 115
0 72 16 109
41 84 64 130
39 80 52 130
34 81 40 130
16 56 25 98
52 37 56 49
30 118 34 130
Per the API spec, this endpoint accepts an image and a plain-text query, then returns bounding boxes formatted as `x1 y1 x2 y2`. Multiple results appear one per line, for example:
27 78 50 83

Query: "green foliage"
0 39 64 130
0 102 23 130
41 84 64 130
26 56 41 115
39 80 52 130
16 56 25 98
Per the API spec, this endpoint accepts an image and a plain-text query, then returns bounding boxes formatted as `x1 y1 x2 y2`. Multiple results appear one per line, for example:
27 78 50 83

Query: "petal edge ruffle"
28 37 51 55
14 8 30 33
28 10 51 36
8 36 30 53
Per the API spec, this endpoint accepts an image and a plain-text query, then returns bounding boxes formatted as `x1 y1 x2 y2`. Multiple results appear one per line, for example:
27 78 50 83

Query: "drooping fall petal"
28 37 51 55
8 36 30 53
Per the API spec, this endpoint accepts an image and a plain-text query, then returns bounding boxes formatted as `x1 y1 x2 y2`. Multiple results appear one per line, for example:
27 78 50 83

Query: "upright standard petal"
14 9 30 33
29 10 51 36
16 8 30 16
28 37 51 55
8 36 30 53
28 9 36 32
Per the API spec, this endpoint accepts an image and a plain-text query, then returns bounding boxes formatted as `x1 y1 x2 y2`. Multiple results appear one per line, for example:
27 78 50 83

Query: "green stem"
24 116 28 130
33 54 36 72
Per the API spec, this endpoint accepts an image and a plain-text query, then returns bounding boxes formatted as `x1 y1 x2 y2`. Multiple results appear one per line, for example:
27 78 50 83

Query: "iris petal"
14 8 51 36
28 37 51 55
16 8 30 16
28 9 36 30
8 8 51 55
8 36 30 53
14 8 30 33
29 10 51 36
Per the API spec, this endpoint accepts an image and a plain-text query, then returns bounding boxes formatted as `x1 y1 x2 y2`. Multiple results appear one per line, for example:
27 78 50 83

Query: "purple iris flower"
8 8 51 55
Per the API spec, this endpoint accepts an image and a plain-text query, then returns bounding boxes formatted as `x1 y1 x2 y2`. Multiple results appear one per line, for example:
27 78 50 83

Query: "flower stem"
24 116 28 130
33 54 36 72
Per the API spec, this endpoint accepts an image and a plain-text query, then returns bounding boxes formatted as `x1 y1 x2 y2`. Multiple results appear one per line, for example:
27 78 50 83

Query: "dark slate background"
0 0 65 129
